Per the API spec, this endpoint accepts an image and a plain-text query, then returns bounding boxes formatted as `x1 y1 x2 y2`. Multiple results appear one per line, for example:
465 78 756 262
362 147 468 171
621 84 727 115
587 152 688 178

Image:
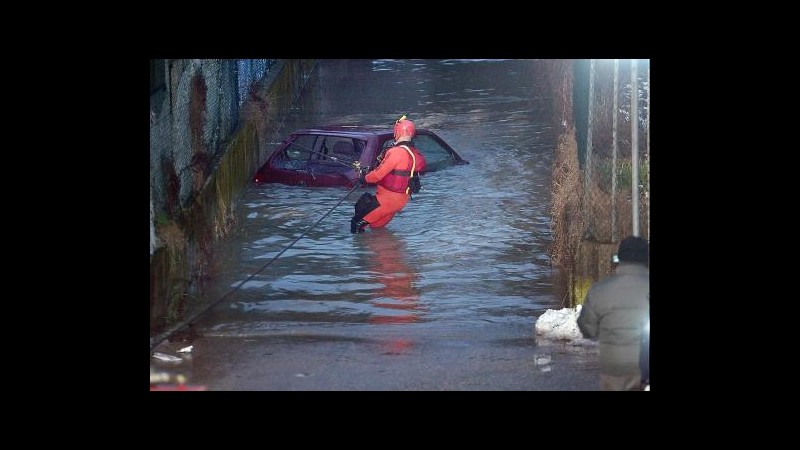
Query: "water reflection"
364 229 422 325
362 229 421 355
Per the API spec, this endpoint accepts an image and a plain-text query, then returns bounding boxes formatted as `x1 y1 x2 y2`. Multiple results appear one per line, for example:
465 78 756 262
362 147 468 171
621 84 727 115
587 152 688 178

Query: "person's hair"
617 236 648 263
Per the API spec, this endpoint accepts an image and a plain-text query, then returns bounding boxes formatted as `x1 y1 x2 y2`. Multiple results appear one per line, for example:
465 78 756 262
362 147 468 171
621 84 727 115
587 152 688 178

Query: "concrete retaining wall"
149 59 316 332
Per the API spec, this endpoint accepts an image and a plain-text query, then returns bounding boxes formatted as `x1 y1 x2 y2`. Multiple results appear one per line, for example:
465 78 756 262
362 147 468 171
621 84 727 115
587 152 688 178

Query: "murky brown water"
172 59 599 390
197 59 557 333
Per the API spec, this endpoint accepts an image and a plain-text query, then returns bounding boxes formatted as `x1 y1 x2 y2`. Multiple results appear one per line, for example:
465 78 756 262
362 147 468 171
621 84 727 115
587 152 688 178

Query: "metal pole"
584 59 595 239
612 59 619 243
646 66 650 241
586 59 595 190
631 59 639 237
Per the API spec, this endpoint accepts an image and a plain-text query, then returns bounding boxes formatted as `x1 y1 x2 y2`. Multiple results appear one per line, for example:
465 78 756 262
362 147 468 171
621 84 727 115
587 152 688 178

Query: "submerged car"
254 126 469 188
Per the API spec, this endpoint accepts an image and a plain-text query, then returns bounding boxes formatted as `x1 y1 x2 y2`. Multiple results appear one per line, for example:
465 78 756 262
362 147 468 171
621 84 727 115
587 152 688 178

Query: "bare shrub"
549 127 583 269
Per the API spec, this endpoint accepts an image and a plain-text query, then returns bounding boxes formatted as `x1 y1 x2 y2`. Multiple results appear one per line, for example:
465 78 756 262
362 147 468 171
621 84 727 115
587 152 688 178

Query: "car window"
380 139 394 154
272 135 317 170
412 134 455 168
310 137 364 165
378 134 455 169
353 139 366 157
284 135 317 161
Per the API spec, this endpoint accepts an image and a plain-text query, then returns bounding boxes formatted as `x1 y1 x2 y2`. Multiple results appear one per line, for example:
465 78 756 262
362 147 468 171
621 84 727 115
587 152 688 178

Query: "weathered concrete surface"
150 60 316 333
152 326 600 391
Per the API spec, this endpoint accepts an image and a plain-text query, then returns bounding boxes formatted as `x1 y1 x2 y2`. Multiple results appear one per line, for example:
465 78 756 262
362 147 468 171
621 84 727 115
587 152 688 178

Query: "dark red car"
254 126 469 188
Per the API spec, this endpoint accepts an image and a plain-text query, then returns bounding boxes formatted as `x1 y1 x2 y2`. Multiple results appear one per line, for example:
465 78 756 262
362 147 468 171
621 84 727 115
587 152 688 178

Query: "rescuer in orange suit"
350 116 427 233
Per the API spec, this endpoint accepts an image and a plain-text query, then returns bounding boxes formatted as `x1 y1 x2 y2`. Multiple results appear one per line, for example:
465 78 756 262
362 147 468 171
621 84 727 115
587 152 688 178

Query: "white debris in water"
535 305 596 346
534 352 553 372
247 212 258 219
231 280 269 289
152 352 182 362
178 345 193 353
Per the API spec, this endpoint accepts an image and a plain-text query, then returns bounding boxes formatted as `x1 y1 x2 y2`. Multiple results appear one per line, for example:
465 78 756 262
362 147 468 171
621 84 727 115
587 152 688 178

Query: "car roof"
290 125 437 139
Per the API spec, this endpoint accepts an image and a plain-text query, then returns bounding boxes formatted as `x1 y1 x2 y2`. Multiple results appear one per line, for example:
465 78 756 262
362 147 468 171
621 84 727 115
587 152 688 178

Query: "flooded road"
157 59 599 390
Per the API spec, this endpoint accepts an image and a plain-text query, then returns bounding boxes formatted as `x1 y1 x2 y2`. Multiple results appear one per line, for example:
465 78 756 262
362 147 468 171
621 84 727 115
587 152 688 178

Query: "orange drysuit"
363 143 427 229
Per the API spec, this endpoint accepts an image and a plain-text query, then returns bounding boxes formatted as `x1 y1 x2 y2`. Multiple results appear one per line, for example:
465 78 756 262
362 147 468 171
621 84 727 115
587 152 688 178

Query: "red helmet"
393 116 416 141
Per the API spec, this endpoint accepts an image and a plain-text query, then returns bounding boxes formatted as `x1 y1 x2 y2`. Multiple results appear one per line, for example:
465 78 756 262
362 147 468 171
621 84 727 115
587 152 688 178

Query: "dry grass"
549 127 583 269
550 143 649 307
155 220 186 255
214 196 237 239
242 85 276 141
546 59 650 307
583 161 648 243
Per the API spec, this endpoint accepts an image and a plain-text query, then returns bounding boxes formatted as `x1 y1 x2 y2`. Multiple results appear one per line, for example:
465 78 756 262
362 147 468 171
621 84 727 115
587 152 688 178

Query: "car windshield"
380 134 456 171
276 135 366 171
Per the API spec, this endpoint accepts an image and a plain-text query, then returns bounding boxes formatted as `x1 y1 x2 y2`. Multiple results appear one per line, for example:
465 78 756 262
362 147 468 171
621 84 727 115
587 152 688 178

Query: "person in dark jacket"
577 235 649 391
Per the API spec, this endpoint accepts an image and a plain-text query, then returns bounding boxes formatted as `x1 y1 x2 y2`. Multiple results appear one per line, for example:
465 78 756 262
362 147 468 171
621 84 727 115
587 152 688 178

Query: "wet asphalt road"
154 323 600 390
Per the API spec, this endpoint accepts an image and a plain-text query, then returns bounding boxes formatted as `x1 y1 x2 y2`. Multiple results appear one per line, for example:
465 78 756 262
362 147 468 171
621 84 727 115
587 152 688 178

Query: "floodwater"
157 59 599 390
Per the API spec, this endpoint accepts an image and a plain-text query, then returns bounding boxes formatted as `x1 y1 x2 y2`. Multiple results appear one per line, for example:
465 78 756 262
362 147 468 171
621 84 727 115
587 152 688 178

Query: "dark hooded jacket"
577 262 649 376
